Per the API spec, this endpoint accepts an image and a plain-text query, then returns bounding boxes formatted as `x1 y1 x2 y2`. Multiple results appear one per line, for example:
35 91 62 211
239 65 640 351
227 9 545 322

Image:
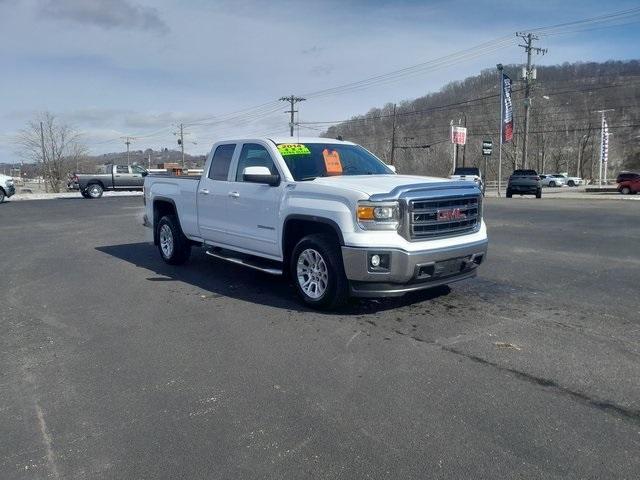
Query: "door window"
132 165 146 174
235 144 277 182
208 144 236 181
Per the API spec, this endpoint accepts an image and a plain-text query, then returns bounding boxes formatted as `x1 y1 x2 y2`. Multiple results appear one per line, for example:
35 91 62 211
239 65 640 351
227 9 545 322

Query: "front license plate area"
434 258 465 277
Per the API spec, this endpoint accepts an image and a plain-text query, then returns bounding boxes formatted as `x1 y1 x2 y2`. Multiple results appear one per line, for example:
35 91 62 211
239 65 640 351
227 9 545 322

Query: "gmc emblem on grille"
437 208 466 221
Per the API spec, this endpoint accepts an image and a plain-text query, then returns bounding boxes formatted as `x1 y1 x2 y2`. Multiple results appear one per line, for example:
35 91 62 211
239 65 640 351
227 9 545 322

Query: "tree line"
323 60 640 180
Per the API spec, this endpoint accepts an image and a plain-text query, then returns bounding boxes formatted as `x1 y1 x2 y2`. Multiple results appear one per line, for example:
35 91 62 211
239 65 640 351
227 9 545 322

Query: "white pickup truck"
143 137 487 309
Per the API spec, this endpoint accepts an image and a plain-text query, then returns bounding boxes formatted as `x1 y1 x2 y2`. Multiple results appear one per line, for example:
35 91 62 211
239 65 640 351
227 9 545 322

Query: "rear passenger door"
113 165 131 188
197 143 237 244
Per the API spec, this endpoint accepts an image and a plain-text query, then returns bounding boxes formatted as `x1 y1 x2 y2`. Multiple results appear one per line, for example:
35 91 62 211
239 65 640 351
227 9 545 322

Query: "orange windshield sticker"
323 149 342 175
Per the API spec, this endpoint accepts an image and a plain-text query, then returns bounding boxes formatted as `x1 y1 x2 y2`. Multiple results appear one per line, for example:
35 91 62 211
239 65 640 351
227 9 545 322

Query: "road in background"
1 197 638 479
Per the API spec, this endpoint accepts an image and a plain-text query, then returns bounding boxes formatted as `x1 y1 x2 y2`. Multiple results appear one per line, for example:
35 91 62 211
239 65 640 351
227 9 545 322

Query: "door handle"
228 191 240 199
199 189 210 195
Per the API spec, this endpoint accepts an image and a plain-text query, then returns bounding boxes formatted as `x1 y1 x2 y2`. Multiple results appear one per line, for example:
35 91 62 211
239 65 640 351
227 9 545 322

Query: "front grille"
408 195 480 240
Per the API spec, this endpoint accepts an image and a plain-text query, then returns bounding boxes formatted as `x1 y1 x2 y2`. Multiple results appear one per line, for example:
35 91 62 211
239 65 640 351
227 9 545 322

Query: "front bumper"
341 239 488 297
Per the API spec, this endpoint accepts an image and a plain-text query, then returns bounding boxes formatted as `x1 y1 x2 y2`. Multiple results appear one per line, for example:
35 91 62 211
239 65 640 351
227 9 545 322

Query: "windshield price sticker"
277 144 311 156
322 148 343 175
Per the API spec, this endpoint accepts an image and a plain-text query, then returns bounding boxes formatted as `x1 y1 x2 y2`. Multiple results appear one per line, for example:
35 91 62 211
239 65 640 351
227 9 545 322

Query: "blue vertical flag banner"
501 73 514 144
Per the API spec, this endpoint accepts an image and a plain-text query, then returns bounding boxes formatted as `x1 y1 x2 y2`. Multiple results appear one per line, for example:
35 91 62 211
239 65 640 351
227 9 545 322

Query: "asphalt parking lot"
1 196 639 479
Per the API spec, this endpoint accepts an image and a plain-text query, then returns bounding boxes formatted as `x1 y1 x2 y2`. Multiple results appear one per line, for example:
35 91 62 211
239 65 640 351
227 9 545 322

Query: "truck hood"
309 174 450 196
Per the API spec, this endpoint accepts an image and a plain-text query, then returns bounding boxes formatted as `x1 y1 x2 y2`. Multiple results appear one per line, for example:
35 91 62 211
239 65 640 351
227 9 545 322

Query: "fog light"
370 254 381 267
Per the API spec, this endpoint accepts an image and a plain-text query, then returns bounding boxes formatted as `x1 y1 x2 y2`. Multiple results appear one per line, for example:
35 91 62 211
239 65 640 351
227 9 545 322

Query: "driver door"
225 142 283 259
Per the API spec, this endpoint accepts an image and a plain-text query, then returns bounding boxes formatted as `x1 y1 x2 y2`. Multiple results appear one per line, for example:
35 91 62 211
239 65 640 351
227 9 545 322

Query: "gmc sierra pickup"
69 164 148 198
143 137 488 309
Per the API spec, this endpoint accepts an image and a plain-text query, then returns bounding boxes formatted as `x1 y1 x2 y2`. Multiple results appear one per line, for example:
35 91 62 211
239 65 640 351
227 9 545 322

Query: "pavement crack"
441 345 640 425
34 403 60 479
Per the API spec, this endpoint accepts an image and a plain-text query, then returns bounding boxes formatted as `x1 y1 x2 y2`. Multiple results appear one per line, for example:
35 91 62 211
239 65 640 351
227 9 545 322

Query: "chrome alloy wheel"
296 248 329 299
159 224 174 258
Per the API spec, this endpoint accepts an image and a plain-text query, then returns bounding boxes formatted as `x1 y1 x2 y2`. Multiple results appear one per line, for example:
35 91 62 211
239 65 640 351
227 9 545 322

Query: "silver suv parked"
0 174 16 203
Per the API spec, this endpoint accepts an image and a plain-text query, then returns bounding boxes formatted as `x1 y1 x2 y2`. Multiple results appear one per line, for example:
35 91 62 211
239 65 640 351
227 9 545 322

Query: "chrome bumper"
341 239 488 297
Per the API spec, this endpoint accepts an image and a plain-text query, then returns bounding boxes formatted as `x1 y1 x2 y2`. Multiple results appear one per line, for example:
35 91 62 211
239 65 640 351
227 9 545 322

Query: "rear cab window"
116 165 129 174
208 144 236 181
513 169 538 176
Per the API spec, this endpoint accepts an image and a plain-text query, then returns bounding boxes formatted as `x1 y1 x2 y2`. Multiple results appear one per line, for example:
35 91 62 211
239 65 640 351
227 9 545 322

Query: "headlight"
357 201 400 230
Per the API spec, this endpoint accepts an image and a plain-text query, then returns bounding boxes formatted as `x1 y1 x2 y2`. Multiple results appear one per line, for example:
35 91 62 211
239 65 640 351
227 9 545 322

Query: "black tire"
536 188 542 199
549 181 556 187
568 180 575 187
81 190 91 199
290 234 348 310
157 215 191 265
86 183 103 199
506 189 512 198
0 189 5 203
621 187 631 195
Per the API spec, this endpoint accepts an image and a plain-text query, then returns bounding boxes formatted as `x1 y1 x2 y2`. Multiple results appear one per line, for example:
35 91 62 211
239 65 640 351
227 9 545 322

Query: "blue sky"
1 0 639 160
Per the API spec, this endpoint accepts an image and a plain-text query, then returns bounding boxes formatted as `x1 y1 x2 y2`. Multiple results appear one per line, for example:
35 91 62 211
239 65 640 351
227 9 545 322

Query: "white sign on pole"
451 126 467 145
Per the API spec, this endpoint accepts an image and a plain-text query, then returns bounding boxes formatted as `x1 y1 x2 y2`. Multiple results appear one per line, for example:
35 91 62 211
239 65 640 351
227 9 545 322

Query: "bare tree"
15 112 87 192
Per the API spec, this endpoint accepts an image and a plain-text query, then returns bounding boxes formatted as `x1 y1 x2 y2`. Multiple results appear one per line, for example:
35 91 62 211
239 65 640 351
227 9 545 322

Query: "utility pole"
390 103 397 165
450 120 457 174
180 123 185 168
497 64 503 197
123 136 133 165
516 32 547 169
40 121 48 193
279 95 306 137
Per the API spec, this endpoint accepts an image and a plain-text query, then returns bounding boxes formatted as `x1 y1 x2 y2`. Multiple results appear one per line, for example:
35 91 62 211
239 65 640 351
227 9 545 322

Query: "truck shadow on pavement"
96 242 452 315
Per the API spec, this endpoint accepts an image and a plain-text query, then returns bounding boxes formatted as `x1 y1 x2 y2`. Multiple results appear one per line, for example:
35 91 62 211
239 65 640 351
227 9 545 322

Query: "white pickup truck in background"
143 137 487 309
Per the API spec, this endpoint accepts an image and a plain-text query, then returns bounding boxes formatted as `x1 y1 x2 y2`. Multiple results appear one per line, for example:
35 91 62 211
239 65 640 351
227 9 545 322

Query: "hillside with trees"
322 60 640 180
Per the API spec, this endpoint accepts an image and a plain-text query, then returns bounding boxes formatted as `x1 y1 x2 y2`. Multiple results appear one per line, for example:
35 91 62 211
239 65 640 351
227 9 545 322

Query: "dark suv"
506 169 542 198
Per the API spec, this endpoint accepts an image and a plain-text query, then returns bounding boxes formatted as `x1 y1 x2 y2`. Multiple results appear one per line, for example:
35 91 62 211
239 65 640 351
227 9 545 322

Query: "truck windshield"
276 143 393 181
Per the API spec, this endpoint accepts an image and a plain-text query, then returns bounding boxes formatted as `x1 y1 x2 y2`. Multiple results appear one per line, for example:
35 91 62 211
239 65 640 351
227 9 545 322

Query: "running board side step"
205 250 283 275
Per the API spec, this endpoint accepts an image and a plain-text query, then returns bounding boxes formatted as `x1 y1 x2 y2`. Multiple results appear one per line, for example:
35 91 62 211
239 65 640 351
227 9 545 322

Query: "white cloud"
39 0 169 34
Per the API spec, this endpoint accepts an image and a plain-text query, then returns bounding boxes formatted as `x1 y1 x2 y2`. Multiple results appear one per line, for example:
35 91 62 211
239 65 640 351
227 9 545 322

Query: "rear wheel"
568 180 575 187
290 234 348 310
0 189 5 203
86 183 103 199
621 186 631 195
549 181 556 187
506 189 512 198
81 190 91 199
157 215 191 265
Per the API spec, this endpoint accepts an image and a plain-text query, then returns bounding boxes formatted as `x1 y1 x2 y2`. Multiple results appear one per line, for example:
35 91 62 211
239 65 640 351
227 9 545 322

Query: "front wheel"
568 180 575 187
290 234 348 310
0 189 5 203
157 215 191 265
621 187 631 195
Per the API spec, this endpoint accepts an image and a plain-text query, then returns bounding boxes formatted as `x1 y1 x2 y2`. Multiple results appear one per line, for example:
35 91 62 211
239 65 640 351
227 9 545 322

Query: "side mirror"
386 164 397 173
142 171 148 177
243 166 280 186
